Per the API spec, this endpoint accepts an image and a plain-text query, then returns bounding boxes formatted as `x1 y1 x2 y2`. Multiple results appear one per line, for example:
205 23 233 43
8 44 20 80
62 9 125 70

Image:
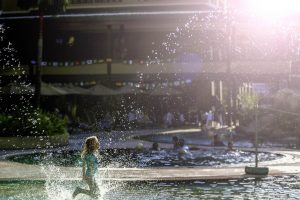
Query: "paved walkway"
1 128 300 181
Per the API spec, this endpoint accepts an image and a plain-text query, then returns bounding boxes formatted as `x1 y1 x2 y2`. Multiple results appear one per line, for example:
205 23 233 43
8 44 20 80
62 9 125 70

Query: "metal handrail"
0 0 225 14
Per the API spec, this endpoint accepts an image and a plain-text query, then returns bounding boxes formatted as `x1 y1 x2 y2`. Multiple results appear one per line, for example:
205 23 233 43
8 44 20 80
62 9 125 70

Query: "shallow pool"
6 148 282 168
1 176 300 200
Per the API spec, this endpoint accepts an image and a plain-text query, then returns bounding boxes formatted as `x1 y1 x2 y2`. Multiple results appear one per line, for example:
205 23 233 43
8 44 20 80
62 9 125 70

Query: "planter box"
0 132 69 149
245 166 269 175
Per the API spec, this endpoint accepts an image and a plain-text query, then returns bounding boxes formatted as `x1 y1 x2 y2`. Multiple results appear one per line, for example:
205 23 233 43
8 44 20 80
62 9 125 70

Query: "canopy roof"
88 84 118 96
58 84 92 95
115 85 145 95
0 83 34 95
41 82 69 95
149 86 182 96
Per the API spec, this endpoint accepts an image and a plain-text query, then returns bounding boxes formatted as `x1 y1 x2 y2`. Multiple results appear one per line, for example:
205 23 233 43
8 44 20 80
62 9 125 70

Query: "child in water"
73 136 100 199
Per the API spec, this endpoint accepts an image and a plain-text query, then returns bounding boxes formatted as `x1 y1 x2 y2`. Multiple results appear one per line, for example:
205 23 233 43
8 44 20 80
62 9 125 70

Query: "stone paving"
1 128 300 181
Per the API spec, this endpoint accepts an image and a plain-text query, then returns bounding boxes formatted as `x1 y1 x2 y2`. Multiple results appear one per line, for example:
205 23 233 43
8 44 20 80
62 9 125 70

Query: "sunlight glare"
249 0 300 20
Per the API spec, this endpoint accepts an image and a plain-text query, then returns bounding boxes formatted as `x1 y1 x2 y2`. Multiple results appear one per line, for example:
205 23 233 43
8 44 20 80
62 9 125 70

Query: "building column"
211 80 215 96
219 80 223 103
106 24 112 83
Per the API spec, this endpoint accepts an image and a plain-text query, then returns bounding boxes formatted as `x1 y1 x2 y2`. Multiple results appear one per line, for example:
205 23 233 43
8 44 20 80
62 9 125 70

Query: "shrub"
238 93 258 125
0 110 67 137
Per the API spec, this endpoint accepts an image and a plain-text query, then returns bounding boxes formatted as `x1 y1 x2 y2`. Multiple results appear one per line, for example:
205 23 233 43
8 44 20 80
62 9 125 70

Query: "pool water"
1 176 300 200
6 149 282 168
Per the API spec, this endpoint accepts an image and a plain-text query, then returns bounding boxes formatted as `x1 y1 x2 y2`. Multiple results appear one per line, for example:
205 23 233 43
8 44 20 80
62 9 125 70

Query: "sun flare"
247 0 300 19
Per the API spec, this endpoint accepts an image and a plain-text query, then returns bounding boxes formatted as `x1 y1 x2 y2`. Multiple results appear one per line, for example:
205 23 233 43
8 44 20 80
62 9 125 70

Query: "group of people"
134 136 194 161
98 109 153 131
163 111 185 128
197 109 224 129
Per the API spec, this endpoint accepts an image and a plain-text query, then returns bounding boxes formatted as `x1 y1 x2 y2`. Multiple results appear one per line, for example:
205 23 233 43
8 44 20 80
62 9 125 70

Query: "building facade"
1 0 297 121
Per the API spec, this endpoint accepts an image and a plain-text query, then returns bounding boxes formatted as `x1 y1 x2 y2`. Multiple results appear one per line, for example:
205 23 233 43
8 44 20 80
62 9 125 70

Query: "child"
151 142 160 151
172 136 180 150
73 136 100 199
177 138 193 160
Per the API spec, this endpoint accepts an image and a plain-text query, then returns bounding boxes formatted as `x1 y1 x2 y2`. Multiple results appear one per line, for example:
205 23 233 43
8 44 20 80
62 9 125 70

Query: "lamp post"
254 104 258 168
225 3 233 127
34 5 44 108
245 103 269 175
34 0 68 108
106 24 113 85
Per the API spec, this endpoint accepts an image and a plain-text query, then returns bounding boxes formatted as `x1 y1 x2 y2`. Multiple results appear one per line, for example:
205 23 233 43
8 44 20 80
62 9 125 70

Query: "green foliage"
0 110 67 137
240 93 258 111
250 89 300 145
271 89 300 134
238 93 258 125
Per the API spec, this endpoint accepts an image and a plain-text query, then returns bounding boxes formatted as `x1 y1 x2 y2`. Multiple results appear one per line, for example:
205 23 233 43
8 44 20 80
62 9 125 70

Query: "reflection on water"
1 176 300 200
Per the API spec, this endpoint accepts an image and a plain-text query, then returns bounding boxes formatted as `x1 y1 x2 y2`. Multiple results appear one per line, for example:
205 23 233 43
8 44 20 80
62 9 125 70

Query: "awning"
58 84 92 95
88 84 118 96
149 86 182 96
1 83 34 95
41 82 69 95
115 85 145 95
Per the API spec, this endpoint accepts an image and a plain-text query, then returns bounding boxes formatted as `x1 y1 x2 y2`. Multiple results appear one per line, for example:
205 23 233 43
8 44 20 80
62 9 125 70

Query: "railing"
0 0 226 13
69 0 225 8
70 0 212 3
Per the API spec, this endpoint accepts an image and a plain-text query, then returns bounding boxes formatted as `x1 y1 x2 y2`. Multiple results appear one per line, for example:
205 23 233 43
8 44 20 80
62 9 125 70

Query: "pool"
1 176 300 200
135 133 254 148
6 148 282 168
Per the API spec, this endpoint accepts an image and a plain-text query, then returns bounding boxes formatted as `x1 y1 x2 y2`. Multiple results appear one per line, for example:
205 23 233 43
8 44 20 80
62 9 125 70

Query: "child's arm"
89 160 94 176
82 160 86 180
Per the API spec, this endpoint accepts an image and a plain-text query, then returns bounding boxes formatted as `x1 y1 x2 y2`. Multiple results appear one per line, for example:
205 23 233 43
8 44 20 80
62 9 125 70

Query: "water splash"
41 164 119 200
0 24 36 137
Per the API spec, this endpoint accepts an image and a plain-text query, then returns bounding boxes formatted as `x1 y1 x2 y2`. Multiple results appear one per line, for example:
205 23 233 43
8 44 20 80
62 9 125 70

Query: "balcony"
69 0 225 10
0 0 225 13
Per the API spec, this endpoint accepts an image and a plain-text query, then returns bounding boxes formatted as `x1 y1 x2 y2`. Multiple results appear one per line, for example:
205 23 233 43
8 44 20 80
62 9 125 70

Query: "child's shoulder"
85 152 98 159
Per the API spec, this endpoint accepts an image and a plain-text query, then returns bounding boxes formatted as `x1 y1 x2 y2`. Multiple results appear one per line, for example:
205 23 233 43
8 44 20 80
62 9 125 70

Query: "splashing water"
145 9 300 76
0 24 38 137
3 175 300 200
0 25 34 112
41 165 114 200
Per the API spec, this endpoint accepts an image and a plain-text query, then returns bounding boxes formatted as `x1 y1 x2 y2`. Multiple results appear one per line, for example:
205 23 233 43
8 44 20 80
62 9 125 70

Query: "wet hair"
178 138 185 147
81 136 100 159
228 141 233 149
152 142 159 150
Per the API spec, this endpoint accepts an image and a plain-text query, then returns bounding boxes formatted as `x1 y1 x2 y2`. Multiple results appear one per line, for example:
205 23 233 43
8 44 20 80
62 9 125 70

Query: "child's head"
152 142 159 151
228 141 233 150
81 136 99 158
135 143 144 153
178 138 185 147
85 136 99 151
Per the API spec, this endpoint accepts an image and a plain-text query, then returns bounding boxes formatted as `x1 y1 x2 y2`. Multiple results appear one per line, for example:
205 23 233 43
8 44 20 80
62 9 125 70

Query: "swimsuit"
84 153 98 177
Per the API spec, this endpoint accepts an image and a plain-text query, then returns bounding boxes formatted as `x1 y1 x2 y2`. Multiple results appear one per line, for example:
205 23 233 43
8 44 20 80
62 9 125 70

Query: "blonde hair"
81 136 100 159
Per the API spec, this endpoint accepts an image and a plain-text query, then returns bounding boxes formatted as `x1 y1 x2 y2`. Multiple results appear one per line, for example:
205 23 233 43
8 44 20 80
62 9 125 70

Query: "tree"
238 93 258 125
